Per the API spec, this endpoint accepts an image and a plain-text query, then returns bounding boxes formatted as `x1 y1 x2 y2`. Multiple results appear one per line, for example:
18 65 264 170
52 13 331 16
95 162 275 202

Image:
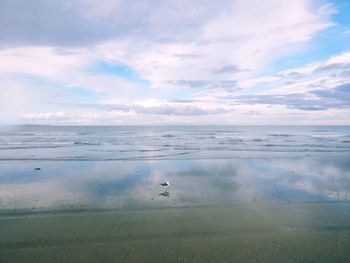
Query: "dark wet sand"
1 203 349 262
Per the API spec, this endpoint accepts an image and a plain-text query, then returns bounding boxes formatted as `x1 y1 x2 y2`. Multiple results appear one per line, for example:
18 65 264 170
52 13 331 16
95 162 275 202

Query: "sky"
0 0 349 125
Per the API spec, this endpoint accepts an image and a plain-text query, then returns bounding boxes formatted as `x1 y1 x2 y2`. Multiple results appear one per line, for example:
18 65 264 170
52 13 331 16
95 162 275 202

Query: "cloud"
0 0 228 47
0 46 146 101
71 100 229 116
1 0 348 125
230 92 340 111
211 64 245 74
313 62 350 73
204 51 350 113
91 0 334 96
243 52 350 97
168 80 238 92
312 83 350 102
0 1 335 87
19 98 231 125
270 52 350 84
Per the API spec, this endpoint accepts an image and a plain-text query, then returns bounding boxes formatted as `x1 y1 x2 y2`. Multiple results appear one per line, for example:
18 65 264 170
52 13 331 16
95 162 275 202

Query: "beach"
0 126 349 262
2 0 350 261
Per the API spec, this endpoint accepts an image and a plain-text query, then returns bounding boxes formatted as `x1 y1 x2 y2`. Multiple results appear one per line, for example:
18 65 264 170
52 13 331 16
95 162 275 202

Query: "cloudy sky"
0 0 349 125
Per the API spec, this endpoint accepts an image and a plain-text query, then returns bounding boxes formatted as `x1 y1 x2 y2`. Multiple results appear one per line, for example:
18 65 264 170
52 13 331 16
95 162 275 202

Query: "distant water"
0 125 349 160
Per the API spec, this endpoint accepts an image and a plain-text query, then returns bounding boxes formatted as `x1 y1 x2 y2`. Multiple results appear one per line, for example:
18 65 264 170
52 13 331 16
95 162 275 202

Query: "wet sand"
0 157 349 262
1 204 350 262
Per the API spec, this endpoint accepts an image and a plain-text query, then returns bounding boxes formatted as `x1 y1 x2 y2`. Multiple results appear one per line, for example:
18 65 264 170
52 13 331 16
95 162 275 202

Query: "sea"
0 125 349 160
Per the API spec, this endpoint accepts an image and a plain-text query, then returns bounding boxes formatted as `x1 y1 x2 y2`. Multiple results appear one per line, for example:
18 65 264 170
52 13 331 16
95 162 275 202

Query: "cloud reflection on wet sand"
0 156 349 211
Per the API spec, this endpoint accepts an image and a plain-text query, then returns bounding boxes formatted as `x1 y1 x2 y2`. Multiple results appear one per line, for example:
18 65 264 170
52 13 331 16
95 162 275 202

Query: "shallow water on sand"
0 156 349 262
0 157 349 210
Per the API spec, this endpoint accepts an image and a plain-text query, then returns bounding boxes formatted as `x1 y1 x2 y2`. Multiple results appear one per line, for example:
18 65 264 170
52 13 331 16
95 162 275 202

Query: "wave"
0 145 66 150
0 133 36 136
162 134 176 138
138 149 165 152
73 142 101 146
1 150 348 161
269 134 292 137
1 126 349 161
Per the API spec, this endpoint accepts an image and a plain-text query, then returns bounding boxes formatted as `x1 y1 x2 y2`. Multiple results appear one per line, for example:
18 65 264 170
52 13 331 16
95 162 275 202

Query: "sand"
0 157 349 262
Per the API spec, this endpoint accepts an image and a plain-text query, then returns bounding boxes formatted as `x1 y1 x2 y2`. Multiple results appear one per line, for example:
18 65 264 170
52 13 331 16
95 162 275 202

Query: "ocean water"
0 125 349 160
0 126 349 262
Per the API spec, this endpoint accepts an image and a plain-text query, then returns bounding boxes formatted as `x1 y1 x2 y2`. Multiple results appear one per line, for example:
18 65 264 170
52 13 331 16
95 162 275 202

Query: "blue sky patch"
92 61 150 87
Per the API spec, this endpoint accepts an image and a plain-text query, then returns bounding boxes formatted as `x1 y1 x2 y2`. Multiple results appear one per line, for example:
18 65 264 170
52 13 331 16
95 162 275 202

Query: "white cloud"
0 47 89 78
92 0 335 98
0 0 348 125
255 52 350 95
77 0 122 19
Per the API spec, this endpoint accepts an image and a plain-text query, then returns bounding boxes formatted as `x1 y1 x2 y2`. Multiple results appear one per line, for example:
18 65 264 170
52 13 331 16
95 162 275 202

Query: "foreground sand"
1 203 349 262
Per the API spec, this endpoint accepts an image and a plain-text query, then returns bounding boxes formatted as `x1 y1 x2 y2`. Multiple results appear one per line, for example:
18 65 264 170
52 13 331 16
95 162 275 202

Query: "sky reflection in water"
0 157 349 211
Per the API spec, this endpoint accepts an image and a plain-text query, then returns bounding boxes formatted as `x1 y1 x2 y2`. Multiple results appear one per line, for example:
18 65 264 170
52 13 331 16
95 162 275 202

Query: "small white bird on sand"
160 181 170 187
